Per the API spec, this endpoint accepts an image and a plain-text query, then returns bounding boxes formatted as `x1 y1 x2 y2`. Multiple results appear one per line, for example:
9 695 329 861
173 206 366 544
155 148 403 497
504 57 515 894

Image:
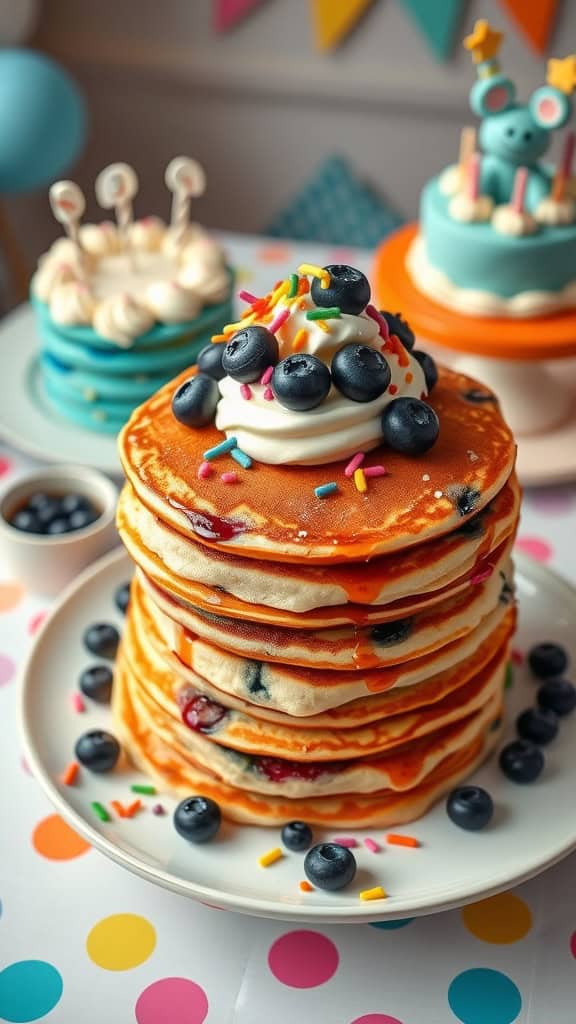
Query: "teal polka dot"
370 918 415 930
448 968 521 1024
0 961 63 1022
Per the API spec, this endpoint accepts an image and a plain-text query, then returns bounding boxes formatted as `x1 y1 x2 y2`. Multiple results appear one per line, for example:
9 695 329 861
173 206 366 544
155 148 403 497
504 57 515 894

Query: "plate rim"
18 546 576 923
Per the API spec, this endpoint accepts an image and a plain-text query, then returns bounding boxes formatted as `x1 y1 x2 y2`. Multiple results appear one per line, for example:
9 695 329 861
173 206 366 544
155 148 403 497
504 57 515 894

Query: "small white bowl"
0 464 120 596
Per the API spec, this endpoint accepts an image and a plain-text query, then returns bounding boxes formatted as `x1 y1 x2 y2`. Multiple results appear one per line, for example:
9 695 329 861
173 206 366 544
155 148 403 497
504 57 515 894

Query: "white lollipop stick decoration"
49 180 86 258
95 163 138 244
165 157 206 247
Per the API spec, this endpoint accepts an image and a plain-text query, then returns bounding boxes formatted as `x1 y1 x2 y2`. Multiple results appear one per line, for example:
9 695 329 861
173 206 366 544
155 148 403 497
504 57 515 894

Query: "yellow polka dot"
461 892 532 944
86 913 156 970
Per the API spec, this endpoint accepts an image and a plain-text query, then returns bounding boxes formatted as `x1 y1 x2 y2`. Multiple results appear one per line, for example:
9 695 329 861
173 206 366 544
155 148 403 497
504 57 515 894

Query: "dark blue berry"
172 374 219 428
311 265 370 315
173 795 221 843
371 618 412 646
83 622 119 660
80 665 113 703
413 350 438 392
537 678 576 716
331 344 391 403
446 485 481 517
381 397 439 455
516 707 558 745
499 740 544 783
46 517 71 535
281 820 313 852
304 842 357 891
197 341 227 381
222 326 279 383
59 493 92 516
115 582 131 615
27 492 53 512
69 508 99 531
272 354 331 411
446 785 493 831
75 729 120 772
528 642 568 680
35 498 62 528
379 311 415 350
462 388 496 403
10 509 42 533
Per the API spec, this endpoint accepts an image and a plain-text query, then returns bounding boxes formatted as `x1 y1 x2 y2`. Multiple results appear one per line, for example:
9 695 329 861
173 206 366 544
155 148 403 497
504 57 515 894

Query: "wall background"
5 0 575 265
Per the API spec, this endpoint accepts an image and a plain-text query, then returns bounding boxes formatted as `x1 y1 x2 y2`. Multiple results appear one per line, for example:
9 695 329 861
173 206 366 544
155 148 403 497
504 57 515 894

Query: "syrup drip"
170 499 248 542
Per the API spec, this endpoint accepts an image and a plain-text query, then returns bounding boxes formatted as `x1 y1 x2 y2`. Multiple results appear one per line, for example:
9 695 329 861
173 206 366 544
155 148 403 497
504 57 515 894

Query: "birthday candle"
552 131 575 202
511 167 528 214
458 126 477 188
165 156 206 247
49 181 87 267
467 152 481 201
95 163 139 245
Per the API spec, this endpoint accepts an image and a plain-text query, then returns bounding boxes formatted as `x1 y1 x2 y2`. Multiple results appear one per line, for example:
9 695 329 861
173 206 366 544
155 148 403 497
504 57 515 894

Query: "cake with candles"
408 21 576 318
31 158 233 433
113 261 520 828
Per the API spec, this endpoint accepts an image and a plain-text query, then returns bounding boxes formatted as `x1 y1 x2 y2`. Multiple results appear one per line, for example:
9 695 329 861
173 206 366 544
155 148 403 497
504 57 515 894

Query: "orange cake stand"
374 224 576 486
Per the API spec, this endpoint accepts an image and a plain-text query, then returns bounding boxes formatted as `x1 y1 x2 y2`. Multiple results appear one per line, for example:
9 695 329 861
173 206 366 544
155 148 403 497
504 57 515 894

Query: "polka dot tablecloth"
1 235 576 1023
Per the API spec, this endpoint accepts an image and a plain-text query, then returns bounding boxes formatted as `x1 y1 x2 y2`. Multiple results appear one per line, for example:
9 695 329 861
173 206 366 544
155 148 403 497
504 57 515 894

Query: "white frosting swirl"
79 221 120 256
50 281 95 326
535 196 576 226
32 259 78 302
127 217 165 251
215 292 426 465
492 205 538 237
162 223 204 259
449 194 494 223
93 293 154 347
145 280 200 322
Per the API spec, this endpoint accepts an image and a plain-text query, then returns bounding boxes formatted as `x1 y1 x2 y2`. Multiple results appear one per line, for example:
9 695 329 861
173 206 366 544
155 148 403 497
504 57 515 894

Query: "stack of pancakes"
115 362 519 828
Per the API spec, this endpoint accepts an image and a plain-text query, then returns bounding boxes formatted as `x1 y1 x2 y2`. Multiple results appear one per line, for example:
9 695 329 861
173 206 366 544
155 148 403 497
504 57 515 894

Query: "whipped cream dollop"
215 290 426 466
32 219 229 345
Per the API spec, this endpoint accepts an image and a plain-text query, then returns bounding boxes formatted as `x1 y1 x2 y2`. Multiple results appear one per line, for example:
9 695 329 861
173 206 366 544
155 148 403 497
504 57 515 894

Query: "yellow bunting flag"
312 0 375 52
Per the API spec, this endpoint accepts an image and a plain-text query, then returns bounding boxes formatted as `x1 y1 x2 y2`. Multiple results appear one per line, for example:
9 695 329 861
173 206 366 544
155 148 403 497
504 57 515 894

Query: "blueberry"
528 642 568 680
75 729 120 772
173 795 221 843
310 265 370 315
281 820 313 852
379 311 415 350
10 509 41 533
172 374 219 428
537 678 576 716
446 484 481 517
381 397 439 455
69 508 99 531
371 618 412 646
83 622 119 660
413 350 438 392
115 581 131 615
516 707 558 745
222 326 279 383
331 344 391 403
499 740 544 783
59 493 91 516
272 354 331 411
462 388 496 404
27 492 52 512
197 341 227 381
46 517 71 535
304 842 357 891
79 665 113 703
35 498 62 528
446 785 494 831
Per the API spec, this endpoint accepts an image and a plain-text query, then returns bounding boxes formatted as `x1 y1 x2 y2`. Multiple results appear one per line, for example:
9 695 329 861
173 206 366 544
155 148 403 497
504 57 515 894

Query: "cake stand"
373 224 576 486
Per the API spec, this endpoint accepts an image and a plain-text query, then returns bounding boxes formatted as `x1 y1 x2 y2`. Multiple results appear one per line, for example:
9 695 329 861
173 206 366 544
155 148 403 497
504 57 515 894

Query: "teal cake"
31 162 234 433
408 21 576 318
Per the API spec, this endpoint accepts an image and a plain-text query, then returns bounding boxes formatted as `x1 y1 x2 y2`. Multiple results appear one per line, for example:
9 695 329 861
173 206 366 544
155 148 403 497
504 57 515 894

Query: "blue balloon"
0 49 86 193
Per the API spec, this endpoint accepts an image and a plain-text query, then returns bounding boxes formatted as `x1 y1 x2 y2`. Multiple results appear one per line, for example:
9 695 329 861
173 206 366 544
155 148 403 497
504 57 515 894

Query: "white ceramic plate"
0 305 121 476
19 547 576 923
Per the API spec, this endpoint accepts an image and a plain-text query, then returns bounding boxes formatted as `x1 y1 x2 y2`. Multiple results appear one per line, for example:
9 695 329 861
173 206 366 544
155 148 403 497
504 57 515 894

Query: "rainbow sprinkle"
203 437 237 460
332 836 358 848
197 461 212 480
152 804 166 816
354 468 367 494
259 847 284 868
91 801 110 823
292 328 309 352
60 762 79 786
269 307 290 334
263 387 274 401
288 273 299 298
71 692 85 713
364 465 387 478
345 452 365 478
299 880 314 892
306 307 341 321
221 471 238 484
364 838 380 853
359 886 388 901
260 366 274 386
238 289 258 304
315 482 338 499
366 304 390 340
240 383 253 401
131 783 156 795
386 833 420 848
230 447 253 469
298 263 331 288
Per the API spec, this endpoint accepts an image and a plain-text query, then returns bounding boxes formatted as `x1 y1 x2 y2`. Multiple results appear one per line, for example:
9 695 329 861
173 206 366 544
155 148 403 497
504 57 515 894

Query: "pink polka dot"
570 931 576 958
268 930 339 988
0 456 12 478
327 248 357 264
350 1017 403 1024
21 756 31 775
28 611 48 636
0 653 15 686
515 536 553 563
135 978 208 1024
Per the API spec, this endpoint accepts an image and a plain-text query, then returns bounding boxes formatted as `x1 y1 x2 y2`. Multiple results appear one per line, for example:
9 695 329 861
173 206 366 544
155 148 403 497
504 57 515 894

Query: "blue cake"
408 21 576 318
31 161 234 433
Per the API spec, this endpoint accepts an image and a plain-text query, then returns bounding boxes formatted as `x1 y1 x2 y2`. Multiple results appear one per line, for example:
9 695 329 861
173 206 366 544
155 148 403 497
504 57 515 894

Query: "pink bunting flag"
214 0 266 33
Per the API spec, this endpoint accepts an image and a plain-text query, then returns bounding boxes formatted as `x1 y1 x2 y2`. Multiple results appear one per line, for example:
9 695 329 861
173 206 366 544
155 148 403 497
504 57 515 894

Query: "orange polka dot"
258 244 293 263
32 814 91 861
0 581 24 612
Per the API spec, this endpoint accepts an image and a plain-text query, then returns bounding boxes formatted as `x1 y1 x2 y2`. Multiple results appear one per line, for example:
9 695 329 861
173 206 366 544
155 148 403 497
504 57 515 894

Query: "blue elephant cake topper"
443 19 576 236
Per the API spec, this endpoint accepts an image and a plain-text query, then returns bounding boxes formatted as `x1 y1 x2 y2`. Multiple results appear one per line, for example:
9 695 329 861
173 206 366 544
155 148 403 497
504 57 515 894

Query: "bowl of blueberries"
0 465 119 596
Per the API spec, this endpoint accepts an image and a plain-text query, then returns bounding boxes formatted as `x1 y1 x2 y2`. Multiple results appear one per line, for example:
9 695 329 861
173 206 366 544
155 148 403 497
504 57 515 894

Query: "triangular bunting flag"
498 0 560 54
398 0 466 61
214 0 266 33
312 0 375 52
